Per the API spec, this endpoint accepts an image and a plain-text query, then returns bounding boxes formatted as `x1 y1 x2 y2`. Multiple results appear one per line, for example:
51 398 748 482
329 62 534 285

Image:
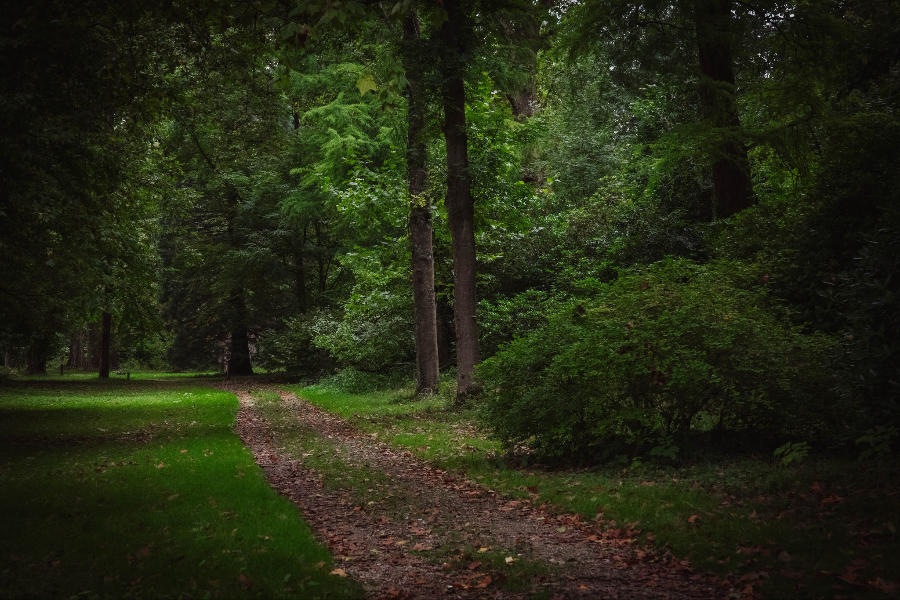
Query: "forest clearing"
2 0 899 598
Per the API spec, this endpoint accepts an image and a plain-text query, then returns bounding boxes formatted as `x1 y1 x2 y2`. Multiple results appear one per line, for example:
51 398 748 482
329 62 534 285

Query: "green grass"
290 379 900 599
0 377 362 599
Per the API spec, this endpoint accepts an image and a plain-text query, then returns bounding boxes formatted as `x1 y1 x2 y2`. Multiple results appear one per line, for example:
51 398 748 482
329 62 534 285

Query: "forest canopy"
2 0 898 459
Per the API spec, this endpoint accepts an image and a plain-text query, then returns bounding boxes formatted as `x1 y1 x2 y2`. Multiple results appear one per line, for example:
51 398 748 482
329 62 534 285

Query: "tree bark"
441 0 482 403
228 290 254 376
98 310 111 378
68 329 85 368
695 0 755 218
404 13 441 396
25 338 48 375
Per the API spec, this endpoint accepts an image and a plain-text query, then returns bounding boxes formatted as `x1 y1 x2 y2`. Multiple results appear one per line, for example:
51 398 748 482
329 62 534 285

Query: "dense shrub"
822 226 900 430
311 260 414 373
478 290 562 359
255 311 334 375
315 367 409 394
477 259 840 459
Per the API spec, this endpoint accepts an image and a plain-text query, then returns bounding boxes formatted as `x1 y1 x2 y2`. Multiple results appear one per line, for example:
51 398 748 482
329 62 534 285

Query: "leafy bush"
255 311 334 375
478 290 562 358
477 258 840 459
311 255 414 373
821 226 900 430
316 367 407 394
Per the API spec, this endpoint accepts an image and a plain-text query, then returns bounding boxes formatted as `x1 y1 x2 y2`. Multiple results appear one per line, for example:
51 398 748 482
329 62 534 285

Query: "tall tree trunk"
228 290 254 376
98 310 111 378
441 0 482 403
695 0 754 218
404 13 441 396
25 338 48 375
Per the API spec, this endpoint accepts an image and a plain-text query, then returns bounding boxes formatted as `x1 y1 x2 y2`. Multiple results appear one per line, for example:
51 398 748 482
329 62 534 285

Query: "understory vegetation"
293 375 900 599
2 0 900 596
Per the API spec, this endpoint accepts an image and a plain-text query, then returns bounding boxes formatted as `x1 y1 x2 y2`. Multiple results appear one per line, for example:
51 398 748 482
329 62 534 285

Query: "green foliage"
773 441 811 466
477 258 839 459
856 427 899 462
477 290 561 358
822 226 900 430
315 367 407 394
256 313 333 376
311 250 414 372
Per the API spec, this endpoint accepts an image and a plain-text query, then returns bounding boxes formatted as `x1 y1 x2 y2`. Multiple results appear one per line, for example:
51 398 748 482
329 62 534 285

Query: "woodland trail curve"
218 380 729 599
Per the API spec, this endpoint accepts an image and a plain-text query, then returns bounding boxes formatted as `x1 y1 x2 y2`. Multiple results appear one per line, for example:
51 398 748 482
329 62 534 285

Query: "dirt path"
218 381 729 599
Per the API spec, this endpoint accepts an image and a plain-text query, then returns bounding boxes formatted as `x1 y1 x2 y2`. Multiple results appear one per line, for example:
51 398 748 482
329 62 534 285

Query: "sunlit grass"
0 378 362 599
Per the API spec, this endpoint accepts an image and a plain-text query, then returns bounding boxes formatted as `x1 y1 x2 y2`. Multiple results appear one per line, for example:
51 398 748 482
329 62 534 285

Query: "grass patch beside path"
290 380 900 599
0 377 362 600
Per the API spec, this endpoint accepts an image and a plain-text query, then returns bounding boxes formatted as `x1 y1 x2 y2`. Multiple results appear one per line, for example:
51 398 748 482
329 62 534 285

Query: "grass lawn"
291 377 900 599
0 376 362 600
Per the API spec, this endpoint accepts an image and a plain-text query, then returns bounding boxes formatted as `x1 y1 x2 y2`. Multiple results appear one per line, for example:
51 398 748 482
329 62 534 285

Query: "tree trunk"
404 13 441 396
68 329 85 368
441 0 482 403
98 310 111 378
695 0 755 218
25 338 48 375
228 290 254 376
229 326 253 376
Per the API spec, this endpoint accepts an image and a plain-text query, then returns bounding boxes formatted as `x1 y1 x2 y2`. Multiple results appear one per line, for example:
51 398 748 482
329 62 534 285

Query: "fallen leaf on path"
505 556 518 564
688 515 699 523
468 561 482 570
330 568 347 577
475 576 492 588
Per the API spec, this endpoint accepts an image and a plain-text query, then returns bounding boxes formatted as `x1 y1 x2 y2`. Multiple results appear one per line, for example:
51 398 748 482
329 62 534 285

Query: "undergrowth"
290 378 900 599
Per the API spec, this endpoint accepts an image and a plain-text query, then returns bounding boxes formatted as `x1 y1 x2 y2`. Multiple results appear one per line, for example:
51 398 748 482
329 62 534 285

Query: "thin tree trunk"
228 290 254 376
99 310 111 378
404 13 441 396
695 0 754 218
441 0 482 403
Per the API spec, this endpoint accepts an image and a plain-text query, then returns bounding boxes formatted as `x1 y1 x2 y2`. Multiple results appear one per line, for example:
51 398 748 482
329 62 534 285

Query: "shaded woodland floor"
1 374 898 599
228 381 725 599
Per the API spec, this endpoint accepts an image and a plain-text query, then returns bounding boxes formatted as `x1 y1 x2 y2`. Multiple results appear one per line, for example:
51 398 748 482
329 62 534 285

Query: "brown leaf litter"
217 381 730 599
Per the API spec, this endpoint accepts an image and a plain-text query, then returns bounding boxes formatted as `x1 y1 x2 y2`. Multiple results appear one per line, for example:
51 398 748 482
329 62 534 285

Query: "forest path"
218 380 728 600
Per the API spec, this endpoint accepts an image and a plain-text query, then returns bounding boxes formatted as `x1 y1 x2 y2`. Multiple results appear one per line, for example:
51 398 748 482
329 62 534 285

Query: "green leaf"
356 74 377 96
427 7 449 29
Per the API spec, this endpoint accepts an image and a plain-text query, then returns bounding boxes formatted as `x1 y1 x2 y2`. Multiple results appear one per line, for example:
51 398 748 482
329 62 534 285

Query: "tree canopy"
2 0 898 454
